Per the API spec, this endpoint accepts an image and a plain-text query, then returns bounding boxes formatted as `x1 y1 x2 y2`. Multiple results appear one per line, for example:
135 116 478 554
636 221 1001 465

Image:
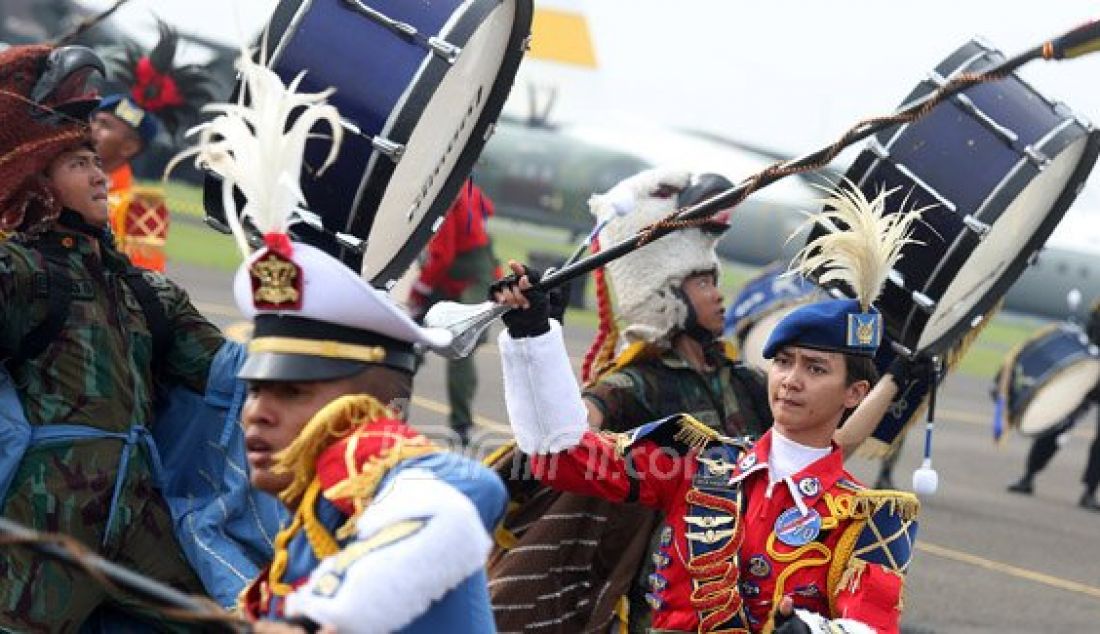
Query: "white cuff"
793 608 875 634
285 469 491 633
498 320 587 454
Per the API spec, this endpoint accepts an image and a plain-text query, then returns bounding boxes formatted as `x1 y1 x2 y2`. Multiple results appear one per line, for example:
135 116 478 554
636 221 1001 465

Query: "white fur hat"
589 168 725 345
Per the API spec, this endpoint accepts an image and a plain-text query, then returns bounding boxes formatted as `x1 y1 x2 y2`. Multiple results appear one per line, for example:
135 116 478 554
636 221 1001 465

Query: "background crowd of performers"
1 10 1099 634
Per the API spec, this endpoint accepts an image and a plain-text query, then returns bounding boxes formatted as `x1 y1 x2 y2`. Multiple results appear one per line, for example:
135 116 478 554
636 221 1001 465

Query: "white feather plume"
791 181 929 311
167 49 344 257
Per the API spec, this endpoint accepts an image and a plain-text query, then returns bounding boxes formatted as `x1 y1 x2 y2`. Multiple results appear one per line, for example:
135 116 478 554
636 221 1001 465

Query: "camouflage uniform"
583 344 772 633
0 228 224 632
584 345 772 439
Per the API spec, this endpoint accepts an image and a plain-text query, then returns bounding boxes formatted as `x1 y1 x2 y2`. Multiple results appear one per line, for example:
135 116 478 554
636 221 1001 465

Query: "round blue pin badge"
774 507 822 547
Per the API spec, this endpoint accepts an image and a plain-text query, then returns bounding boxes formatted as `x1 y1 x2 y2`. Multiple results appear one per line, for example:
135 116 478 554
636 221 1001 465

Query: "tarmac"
172 261 1100 633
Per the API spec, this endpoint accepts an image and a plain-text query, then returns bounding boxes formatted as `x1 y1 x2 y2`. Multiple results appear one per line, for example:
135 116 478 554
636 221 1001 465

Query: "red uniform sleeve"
834 564 904 634
529 430 685 512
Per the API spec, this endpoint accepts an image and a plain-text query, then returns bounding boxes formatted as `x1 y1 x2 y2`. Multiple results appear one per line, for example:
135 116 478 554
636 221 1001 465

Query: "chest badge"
798 477 821 497
774 506 822 547
748 555 771 578
739 453 758 470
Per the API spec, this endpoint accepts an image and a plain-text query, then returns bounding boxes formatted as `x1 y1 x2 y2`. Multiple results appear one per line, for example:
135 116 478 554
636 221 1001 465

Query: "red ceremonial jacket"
531 425 917 633
415 182 494 298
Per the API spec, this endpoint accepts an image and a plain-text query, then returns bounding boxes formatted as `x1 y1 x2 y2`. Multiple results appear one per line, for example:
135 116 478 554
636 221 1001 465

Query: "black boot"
1080 491 1100 512
1007 475 1034 495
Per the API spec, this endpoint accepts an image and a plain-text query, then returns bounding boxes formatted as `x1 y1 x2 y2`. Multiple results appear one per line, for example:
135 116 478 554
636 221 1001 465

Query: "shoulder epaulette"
614 413 748 456
828 489 920 600
850 489 920 521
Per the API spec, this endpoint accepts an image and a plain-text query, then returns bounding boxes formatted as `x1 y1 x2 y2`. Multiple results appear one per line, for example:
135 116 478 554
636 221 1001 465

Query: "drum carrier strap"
6 249 170 371
1 248 173 547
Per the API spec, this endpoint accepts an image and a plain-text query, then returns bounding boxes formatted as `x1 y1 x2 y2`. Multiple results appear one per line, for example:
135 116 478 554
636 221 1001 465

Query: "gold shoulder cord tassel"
673 414 720 452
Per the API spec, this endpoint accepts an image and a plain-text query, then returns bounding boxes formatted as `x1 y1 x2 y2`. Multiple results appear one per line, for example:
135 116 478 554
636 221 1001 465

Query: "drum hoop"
365 0 532 285
266 0 315 67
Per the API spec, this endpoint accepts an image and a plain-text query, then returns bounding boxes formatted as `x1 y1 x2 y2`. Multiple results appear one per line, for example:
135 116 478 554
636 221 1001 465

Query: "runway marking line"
917 541 1100 601
412 397 1100 603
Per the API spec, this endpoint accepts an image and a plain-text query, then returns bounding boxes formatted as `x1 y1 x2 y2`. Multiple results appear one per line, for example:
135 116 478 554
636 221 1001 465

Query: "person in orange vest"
408 181 500 445
91 21 214 271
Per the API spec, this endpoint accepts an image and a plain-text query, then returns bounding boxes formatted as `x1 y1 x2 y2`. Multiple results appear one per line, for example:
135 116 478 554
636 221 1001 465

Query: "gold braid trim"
324 430 438 540
763 533 832 634
267 478 339 597
273 394 396 508
847 490 920 522
826 521 865 615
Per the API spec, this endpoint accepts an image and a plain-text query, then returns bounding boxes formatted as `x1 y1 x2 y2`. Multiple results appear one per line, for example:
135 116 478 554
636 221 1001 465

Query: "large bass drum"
832 39 1099 355
207 0 532 287
994 323 1100 437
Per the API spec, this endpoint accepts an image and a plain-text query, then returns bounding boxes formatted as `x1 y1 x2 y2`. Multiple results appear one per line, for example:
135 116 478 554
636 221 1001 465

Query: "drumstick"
0 517 248 632
425 19 1100 359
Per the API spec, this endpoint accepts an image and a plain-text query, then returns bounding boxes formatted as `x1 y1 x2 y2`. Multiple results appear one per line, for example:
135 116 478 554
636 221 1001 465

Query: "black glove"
772 609 812 634
888 353 935 387
489 265 552 338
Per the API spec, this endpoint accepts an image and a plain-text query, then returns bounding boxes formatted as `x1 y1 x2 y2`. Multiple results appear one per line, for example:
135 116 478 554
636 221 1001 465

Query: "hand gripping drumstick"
426 19 1100 360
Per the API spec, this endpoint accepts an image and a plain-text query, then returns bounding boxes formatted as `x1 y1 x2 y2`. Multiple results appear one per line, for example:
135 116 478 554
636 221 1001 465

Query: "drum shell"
829 40 1100 355
209 0 532 285
1007 324 1100 437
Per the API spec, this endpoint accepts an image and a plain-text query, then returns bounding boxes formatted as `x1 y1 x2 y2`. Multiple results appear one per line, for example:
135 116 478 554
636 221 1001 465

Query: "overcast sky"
79 0 1100 234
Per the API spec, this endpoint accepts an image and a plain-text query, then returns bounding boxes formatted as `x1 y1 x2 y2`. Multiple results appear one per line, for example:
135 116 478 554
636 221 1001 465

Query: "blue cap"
96 94 161 147
762 298 882 359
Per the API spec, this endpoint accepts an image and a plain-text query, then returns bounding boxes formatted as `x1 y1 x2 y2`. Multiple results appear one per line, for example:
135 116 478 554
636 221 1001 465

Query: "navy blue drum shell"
209 0 532 285
826 39 1100 355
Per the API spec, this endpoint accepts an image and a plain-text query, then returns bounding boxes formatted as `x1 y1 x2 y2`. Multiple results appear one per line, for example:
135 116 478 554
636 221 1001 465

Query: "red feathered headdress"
0 45 102 239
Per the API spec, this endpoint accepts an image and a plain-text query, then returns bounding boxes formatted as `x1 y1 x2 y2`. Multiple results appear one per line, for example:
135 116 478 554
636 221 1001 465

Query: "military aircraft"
474 112 1100 321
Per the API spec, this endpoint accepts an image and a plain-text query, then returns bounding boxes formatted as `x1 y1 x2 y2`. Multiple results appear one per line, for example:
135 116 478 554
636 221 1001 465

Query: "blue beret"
96 94 161 147
762 298 882 358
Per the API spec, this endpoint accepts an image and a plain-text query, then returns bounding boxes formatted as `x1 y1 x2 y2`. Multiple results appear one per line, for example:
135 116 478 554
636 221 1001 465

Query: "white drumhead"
1018 357 1100 435
741 305 802 372
362 0 517 283
918 136 1089 350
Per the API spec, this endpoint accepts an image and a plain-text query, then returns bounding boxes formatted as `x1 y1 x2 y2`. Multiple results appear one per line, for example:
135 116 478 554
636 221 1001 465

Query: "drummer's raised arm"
834 355 930 458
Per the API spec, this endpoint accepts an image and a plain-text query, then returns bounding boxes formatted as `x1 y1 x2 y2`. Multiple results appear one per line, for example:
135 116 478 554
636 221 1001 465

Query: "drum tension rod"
962 215 992 238
340 118 405 162
340 0 462 64
291 207 367 254
911 291 936 314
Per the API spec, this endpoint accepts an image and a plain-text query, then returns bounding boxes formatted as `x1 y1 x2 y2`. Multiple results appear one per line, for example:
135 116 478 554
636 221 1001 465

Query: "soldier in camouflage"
0 44 225 631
